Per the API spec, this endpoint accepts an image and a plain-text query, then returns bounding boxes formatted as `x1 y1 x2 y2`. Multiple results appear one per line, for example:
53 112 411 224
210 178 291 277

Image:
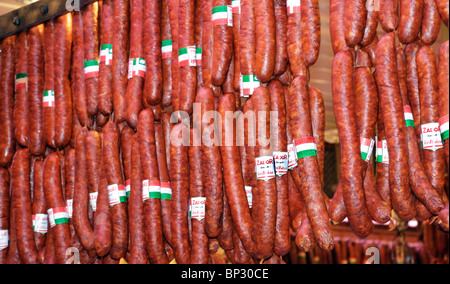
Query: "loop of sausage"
14 32 29 147
398 0 423 44
379 0 399 32
344 0 367 48
420 0 441 46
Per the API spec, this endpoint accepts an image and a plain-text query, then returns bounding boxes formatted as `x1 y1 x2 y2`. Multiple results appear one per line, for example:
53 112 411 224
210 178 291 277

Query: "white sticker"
286 0 301 14
287 144 298 169
0 230 8 250
245 186 252 208
360 137 375 163
255 156 276 181
142 180 150 202
65 199 73 219
273 151 288 176
382 140 389 165
108 184 126 207
189 197 206 220
47 207 69 228
89 192 98 212
421 123 444 151
33 214 48 234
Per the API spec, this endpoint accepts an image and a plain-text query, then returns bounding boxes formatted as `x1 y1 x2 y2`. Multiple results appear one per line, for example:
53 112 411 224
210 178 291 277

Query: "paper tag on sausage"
294 137 317 159
65 199 73 219
212 6 233 27
125 179 131 198
439 115 449 141
360 137 375 162
287 144 298 169
32 214 48 234
43 90 55 108
189 197 206 220
404 106 415 128
375 137 383 163
108 184 126 207
255 156 276 181
240 74 260 97
287 0 301 14
421 123 444 151
89 192 98 212
245 186 252 208
161 182 172 200
0 230 8 250
162 40 173 59
144 180 161 199
128 58 146 78
232 0 240 14
99 44 113 65
48 207 69 228
15 73 28 91
273 151 288 176
179 46 197 67
382 140 389 164
84 60 99 79
196 47 202 66
142 180 150 202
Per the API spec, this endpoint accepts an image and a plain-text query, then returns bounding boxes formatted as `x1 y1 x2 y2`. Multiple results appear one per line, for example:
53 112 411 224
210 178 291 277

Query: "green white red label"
245 186 252 208
439 115 449 141
273 151 288 176
125 180 131 198
196 47 202 66
143 180 161 199
161 182 172 200
376 137 383 163
99 44 113 65
240 74 260 97
127 58 146 78
84 60 99 79
15 73 28 91
360 137 375 162
255 156 276 181
421 123 444 151
382 140 389 164
212 6 233 27
162 40 173 59
48 207 69 228
108 184 127 207
0 230 8 250
404 106 415 128
294 137 317 159
287 144 298 169
232 0 240 14
189 197 206 220
65 199 73 219
89 192 98 212
287 0 301 14
43 90 55 108
179 46 197 67
32 214 48 234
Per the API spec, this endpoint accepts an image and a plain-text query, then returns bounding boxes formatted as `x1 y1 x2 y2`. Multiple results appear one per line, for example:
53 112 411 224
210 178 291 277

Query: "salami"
344 0 367 47
0 168 9 264
438 41 449 168
14 32 29 147
398 0 423 44
98 0 114 115
421 0 441 46
379 0 399 32
161 0 173 108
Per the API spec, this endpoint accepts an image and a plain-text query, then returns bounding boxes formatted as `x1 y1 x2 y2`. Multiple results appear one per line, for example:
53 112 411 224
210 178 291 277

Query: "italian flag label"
376 137 383 163
99 44 113 65
421 123 444 151
84 60 99 79
144 180 161 199
189 197 206 220
43 90 55 108
196 47 202 66
245 186 252 208
108 184 127 207
273 151 289 176
240 74 260 97
255 156 276 181
0 230 8 250
15 73 28 91
404 106 415 128
232 0 240 14
161 182 172 200
294 137 317 159
212 6 233 27
48 207 69 228
125 180 131 198
287 0 301 14
360 137 375 162
439 115 449 141
89 192 98 212
179 46 197 67
127 58 146 79
382 140 389 164
287 144 298 169
162 40 173 59
65 199 73 219
32 214 48 234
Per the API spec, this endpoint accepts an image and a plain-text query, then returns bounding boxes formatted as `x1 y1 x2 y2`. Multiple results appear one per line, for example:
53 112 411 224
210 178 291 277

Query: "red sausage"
309 85 326 186
0 168 9 264
274 0 288 76
398 0 423 44
344 0 367 47
43 22 56 148
14 32 29 147
421 0 441 46
302 0 321 67
168 0 180 111
379 0 399 32
360 0 379 47
438 41 449 168
254 0 276 82
161 0 173 108
33 160 47 253
239 0 256 76
436 0 449 27
287 0 303 77
329 0 347 54
405 42 423 139
98 0 114 115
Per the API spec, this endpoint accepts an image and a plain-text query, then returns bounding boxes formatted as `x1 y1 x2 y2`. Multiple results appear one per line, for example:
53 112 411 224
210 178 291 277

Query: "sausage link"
232 0 241 90
309 86 325 186
43 22 56 148
218 189 234 251
83 2 99 116
332 51 374 236
232 227 252 264
287 0 303 77
0 36 16 167
379 0 399 32
436 0 449 26
112 0 129 123
438 41 449 168
287 172 303 233
436 205 449 232
168 0 180 111
405 42 423 140
329 0 347 54
254 0 275 82
85 131 102 208
102 121 128 259
302 0 321 67
43 153 70 264
14 32 29 147
344 0 367 47
375 33 416 220
328 183 347 224
375 110 391 207
273 0 288 76
421 0 441 46
98 0 114 115
222 55 235 94
360 0 379 47
121 125 134 197
32 160 47 253
0 169 9 264
161 0 173 108
142 0 162 106
195 0 204 91
240 0 256 76
398 0 423 44
361 34 379 67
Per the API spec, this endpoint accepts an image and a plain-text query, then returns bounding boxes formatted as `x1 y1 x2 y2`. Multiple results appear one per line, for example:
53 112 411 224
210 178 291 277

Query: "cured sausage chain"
0 0 448 265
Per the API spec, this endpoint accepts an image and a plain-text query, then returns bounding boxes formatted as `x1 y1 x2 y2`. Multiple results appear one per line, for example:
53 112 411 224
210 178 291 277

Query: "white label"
33 214 48 234
190 197 206 220
287 144 298 169
65 199 73 219
382 140 389 165
421 123 444 151
255 156 276 181
142 180 150 202
287 0 301 14
273 151 288 176
0 230 8 250
89 192 98 212
108 184 121 207
245 186 252 208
